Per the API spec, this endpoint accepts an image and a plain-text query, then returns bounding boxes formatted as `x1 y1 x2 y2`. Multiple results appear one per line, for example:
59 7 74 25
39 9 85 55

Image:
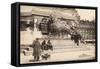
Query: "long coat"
74 34 81 43
32 40 41 56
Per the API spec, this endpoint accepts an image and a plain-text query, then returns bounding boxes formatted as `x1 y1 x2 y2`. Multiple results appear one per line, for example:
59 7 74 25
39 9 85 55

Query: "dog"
41 53 50 60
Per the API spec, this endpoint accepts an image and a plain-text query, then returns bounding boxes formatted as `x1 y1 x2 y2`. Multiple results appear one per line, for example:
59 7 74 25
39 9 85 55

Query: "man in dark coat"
47 40 53 51
41 40 46 51
32 38 41 61
74 33 81 46
71 34 74 41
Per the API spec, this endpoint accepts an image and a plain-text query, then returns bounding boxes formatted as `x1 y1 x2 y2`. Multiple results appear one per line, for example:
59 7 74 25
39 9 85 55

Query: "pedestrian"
47 40 53 51
32 38 42 61
41 40 46 51
74 33 81 46
71 34 75 41
41 40 53 60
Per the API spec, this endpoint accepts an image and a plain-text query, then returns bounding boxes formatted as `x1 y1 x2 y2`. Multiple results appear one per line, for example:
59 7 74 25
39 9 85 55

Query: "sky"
76 9 95 21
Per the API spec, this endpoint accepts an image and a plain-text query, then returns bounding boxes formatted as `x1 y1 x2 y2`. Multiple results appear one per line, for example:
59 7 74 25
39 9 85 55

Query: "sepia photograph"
20 4 97 64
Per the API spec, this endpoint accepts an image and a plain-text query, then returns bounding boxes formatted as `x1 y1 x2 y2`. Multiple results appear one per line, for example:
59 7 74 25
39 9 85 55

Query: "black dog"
41 53 50 60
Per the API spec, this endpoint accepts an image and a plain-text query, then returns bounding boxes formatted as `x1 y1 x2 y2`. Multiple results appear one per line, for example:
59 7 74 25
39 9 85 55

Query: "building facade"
77 20 95 40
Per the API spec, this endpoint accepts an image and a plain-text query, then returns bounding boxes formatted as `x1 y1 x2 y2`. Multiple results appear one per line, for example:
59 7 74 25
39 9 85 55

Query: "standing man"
32 38 41 61
74 33 81 46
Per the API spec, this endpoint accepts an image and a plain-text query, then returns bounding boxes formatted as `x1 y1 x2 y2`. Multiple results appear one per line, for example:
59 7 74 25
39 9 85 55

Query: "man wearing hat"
32 38 42 61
